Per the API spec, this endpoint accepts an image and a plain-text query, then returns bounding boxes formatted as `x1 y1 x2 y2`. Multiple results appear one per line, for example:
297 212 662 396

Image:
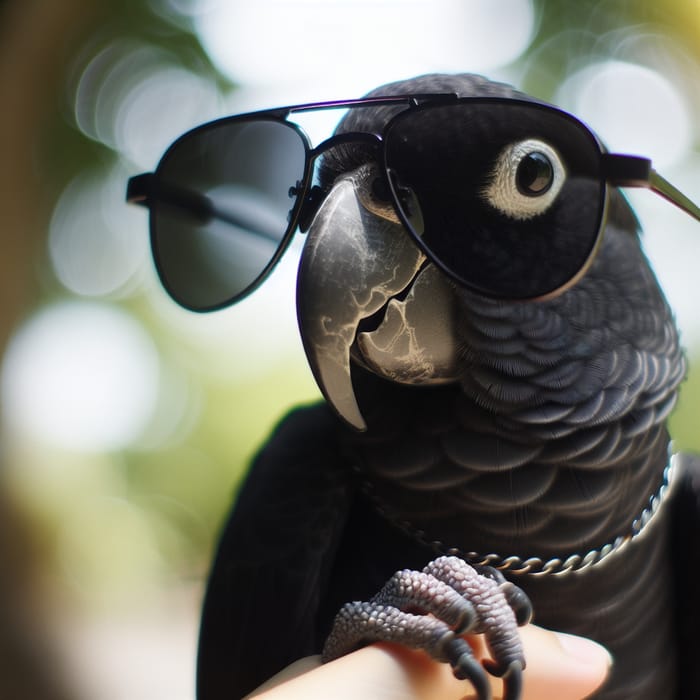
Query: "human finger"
246 624 611 700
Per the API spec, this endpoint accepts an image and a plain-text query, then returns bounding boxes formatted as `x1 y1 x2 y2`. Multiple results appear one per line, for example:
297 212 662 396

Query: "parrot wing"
196 402 354 700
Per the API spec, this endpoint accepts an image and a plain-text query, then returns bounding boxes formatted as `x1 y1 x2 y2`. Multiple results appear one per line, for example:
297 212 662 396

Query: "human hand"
246 624 611 700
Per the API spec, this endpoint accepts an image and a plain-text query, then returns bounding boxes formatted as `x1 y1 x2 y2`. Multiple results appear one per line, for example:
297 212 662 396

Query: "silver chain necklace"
361 449 679 578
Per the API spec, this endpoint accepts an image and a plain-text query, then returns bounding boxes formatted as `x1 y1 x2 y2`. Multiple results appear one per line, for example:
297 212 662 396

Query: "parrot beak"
297 164 459 431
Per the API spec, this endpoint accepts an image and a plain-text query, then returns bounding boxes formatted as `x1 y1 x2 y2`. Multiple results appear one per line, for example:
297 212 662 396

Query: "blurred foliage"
40 0 230 196
670 359 700 453
521 0 700 104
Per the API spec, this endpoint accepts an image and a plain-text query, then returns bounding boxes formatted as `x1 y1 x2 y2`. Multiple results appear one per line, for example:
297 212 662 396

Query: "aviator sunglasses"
126 94 700 309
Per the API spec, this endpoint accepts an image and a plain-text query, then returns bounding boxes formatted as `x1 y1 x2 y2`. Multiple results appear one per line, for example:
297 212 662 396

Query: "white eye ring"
482 139 566 221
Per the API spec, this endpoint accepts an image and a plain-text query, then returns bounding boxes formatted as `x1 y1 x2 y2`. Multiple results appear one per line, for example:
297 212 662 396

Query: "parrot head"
296 73 683 433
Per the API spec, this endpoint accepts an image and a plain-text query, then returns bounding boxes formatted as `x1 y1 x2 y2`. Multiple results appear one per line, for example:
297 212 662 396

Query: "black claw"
483 658 523 700
445 637 492 700
475 565 533 628
453 607 476 635
499 582 534 627
323 557 526 700
501 660 523 700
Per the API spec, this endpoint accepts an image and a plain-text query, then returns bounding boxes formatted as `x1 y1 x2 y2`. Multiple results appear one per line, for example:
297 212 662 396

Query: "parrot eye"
516 152 553 196
482 139 565 221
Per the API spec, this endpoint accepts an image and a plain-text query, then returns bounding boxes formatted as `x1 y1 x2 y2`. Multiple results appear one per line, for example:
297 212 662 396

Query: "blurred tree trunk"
0 0 99 351
0 3 98 697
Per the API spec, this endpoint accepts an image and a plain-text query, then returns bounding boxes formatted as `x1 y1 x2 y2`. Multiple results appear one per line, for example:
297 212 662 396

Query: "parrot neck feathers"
360 445 679 579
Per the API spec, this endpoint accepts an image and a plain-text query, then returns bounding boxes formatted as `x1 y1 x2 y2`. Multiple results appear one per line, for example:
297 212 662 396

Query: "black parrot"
194 74 700 699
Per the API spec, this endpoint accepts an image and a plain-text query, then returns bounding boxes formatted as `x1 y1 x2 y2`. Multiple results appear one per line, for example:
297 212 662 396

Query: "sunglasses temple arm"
602 153 700 223
126 173 154 208
125 173 285 244
647 169 700 223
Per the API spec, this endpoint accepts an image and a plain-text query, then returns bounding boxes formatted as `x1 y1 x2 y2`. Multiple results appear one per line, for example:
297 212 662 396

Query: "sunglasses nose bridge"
295 132 385 233
296 184 326 233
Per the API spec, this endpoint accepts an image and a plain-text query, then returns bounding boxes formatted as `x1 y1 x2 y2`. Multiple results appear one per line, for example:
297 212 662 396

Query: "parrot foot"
322 555 530 700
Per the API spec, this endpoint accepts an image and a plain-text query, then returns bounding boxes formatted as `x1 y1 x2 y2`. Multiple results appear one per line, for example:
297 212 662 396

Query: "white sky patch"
194 0 535 93
143 238 312 382
555 61 693 169
628 178 700 351
1 303 160 452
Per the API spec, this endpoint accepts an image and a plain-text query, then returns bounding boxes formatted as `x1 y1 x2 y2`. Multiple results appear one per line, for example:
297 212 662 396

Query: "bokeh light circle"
2 302 160 452
556 60 692 169
73 39 222 169
49 166 149 299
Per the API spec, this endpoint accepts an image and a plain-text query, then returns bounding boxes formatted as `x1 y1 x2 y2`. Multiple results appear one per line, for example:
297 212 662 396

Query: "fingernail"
555 632 613 669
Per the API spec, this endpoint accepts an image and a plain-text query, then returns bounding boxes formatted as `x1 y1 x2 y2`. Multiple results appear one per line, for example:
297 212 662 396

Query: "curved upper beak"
296 165 458 431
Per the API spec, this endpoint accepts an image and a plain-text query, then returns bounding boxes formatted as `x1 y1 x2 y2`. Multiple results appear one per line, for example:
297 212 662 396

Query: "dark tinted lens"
385 101 606 299
151 119 307 310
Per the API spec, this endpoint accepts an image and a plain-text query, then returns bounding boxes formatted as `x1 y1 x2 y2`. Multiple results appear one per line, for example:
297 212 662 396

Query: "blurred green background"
1 1 699 697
